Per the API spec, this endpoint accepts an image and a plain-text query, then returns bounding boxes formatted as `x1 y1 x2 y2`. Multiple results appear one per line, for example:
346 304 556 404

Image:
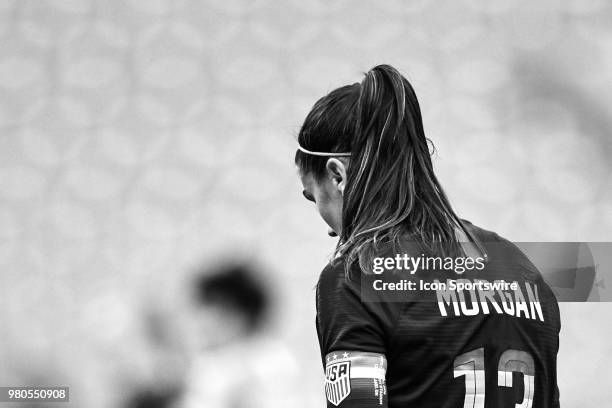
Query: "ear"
325 158 348 194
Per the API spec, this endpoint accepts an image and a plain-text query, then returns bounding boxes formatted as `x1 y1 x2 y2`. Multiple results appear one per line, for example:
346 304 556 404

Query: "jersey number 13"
453 347 535 408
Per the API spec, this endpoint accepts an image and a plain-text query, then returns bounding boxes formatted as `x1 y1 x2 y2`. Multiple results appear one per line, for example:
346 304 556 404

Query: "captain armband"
324 351 387 407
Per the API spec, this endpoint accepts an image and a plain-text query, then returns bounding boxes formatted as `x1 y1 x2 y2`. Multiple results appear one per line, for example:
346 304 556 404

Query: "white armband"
324 351 387 407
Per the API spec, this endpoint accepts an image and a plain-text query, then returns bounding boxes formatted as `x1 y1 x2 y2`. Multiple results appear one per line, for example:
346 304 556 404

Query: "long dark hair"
296 65 476 273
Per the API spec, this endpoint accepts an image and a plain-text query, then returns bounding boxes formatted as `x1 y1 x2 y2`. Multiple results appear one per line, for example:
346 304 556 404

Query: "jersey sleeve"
316 261 388 356
316 261 402 407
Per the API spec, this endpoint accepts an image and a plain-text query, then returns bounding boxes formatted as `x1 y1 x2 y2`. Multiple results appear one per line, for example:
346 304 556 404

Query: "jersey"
315 221 561 408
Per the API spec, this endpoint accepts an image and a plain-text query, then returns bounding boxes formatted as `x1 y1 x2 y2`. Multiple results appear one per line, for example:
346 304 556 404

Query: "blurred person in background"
120 261 270 408
120 259 301 408
295 64 561 407
177 261 299 408
122 261 278 408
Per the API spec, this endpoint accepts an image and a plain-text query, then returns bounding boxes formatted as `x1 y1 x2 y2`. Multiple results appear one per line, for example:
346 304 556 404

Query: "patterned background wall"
0 1 611 407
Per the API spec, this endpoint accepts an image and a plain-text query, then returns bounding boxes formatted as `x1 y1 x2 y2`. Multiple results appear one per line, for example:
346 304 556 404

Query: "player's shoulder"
463 219 542 280
316 258 359 299
316 239 421 288
316 255 394 314
461 219 505 242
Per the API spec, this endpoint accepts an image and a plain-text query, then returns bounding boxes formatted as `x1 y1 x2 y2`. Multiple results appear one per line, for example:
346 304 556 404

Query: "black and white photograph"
0 1 611 407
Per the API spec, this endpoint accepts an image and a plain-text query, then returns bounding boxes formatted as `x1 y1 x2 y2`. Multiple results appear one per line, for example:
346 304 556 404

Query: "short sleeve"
315 261 400 367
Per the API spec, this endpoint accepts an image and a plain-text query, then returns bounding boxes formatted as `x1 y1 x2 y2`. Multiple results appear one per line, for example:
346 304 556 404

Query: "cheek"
316 195 342 228
316 202 334 225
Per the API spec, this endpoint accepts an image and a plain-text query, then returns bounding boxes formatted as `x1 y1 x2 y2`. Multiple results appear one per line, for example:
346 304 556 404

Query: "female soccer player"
295 65 560 408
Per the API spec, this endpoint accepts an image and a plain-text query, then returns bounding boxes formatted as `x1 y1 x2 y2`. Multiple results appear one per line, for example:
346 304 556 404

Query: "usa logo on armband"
325 356 351 405
324 351 387 406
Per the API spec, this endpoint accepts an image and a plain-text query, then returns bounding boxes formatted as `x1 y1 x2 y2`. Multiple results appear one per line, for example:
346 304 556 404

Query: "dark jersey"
316 221 560 408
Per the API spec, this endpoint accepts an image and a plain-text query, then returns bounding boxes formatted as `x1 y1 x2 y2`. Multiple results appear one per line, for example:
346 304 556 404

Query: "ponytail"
296 65 477 275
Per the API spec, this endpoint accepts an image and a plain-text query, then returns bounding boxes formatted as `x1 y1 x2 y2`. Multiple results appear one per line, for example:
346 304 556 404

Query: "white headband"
297 144 352 157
